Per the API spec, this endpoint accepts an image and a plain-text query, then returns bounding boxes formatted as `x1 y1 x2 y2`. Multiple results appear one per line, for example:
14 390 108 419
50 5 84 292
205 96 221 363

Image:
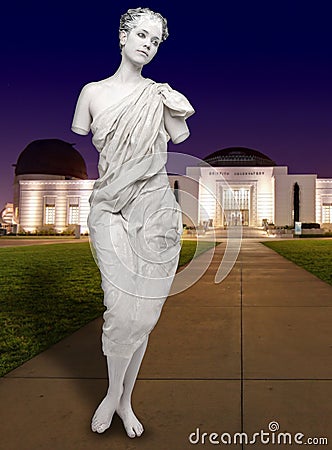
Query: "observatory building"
170 147 332 228
11 141 332 233
13 139 94 233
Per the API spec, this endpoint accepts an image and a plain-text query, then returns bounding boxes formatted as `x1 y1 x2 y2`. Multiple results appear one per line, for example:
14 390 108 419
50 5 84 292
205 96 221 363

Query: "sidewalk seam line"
3 377 332 380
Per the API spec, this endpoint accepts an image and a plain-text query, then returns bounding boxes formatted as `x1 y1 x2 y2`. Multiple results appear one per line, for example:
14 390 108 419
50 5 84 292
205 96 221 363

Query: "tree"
293 182 300 226
174 180 179 203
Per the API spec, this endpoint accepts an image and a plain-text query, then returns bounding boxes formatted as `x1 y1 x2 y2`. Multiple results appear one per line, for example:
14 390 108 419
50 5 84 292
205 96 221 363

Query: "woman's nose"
144 41 151 49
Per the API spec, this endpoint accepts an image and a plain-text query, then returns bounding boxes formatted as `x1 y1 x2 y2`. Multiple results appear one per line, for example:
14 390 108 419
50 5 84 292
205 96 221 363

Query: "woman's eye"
152 41 159 47
138 32 145 38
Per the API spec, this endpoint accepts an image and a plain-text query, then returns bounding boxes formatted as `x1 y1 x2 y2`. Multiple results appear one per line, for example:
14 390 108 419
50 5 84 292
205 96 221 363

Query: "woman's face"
121 17 163 67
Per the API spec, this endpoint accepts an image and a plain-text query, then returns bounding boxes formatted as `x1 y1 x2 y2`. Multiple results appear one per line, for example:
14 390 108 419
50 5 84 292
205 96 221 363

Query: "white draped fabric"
87 78 194 357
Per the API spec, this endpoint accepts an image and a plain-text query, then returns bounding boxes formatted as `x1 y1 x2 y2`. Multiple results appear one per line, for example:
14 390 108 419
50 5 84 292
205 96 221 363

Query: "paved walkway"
0 240 331 449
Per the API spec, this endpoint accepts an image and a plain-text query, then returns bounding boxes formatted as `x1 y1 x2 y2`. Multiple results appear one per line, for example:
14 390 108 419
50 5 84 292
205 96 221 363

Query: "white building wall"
316 179 332 226
298 176 316 223
256 192 274 224
199 177 216 224
168 174 199 227
19 184 44 230
55 192 67 229
19 179 95 233
274 173 316 226
254 167 275 226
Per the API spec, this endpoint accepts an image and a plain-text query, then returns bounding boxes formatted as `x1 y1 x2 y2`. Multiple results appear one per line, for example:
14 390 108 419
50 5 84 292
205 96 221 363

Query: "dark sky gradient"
1 1 332 208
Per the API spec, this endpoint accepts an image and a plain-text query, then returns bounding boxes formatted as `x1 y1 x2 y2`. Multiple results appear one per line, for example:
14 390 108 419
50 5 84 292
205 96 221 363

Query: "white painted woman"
71 7 194 438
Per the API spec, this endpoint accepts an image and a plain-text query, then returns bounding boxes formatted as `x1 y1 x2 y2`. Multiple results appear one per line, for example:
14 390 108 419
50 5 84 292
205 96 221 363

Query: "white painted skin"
120 18 162 66
71 17 189 144
72 14 192 438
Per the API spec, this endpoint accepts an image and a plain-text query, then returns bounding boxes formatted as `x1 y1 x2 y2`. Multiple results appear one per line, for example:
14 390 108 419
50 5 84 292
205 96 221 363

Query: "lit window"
322 204 332 223
45 206 55 224
223 188 250 210
44 197 56 225
68 197 80 224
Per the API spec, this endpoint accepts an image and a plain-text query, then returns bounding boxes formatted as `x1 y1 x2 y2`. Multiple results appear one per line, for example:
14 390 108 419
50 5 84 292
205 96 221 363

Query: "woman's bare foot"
91 389 122 434
116 401 144 438
92 342 148 435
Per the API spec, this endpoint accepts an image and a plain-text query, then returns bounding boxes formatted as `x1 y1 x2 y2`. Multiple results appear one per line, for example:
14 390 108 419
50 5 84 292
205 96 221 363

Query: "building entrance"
224 209 249 226
222 188 250 226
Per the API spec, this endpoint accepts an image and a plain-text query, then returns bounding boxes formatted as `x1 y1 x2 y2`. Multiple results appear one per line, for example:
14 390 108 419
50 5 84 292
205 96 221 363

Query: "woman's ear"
119 30 127 47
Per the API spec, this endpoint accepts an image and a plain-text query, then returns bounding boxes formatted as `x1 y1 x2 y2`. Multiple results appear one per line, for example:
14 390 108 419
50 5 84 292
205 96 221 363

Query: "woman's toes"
96 424 107 434
127 428 136 438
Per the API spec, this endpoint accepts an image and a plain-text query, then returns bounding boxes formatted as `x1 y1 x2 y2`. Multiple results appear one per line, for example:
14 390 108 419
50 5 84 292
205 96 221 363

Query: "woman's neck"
112 58 144 84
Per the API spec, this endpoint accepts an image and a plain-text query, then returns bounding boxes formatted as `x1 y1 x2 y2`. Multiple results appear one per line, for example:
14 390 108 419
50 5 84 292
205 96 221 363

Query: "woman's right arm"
164 107 190 144
71 83 95 135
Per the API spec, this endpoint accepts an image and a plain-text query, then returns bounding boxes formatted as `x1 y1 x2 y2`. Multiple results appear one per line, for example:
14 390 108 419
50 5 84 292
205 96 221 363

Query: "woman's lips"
137 50 148 57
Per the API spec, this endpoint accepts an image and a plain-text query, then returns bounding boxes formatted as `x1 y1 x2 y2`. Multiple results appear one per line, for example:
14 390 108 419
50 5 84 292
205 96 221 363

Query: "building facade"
12 139 93 234
168 147 332 229
10 141 332 233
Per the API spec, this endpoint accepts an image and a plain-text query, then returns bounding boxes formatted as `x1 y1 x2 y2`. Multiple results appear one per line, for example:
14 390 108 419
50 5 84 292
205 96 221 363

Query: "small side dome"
203 146 277 167
14 139 88 179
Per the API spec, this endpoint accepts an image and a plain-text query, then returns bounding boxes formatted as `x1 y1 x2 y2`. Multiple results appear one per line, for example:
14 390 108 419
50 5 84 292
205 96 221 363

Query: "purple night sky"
1 1 331 209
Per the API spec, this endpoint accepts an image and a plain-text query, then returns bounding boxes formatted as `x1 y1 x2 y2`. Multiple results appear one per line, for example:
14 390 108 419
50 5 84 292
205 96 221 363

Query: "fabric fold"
157 83 195 119
87 78 194 357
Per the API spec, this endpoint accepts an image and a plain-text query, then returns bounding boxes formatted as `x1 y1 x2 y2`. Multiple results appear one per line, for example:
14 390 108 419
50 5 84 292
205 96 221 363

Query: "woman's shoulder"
77 81 101 102
81 77 117 94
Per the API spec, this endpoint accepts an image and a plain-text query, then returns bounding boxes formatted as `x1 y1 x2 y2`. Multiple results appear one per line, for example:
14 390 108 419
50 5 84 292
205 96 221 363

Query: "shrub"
301 223 320 229
35 225 57 235
61 225 76 236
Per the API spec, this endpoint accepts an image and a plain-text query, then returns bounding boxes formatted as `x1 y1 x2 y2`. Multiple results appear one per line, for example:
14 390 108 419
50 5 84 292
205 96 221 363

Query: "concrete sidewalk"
1 240 331 449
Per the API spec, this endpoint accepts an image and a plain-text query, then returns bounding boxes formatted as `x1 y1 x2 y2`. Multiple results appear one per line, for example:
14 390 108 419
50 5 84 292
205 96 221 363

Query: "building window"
68 197 80 224
223 188 250 210
44 197 56 225
322 204 332 223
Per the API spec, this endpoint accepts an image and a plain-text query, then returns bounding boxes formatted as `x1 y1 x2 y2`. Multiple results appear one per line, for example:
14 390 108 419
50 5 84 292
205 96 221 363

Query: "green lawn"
262 239 332 285
0 239 217 376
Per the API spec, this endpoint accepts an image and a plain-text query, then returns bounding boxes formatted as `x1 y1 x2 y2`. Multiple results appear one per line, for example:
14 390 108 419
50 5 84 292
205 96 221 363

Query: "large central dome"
203 147 276 167
14 139 88 179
